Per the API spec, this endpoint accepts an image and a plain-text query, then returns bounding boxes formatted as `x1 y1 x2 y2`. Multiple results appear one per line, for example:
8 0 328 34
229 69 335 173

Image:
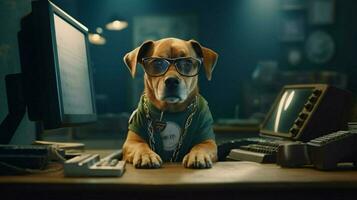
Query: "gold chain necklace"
142 95 198 162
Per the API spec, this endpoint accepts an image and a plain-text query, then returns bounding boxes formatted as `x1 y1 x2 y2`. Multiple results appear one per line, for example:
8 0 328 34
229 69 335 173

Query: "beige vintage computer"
225 84 353 163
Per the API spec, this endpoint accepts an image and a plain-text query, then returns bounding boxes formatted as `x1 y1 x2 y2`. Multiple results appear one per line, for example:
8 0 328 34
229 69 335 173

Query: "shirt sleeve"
128 98 148 140
191 97 215 146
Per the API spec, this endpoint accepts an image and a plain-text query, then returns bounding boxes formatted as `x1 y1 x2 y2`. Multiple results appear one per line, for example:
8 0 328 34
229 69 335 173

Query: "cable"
48 145 66 163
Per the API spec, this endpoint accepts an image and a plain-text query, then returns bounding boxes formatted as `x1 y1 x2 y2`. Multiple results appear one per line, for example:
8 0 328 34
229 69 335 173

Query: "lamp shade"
88 33 106 45
105 19 128 31
88 27 106 45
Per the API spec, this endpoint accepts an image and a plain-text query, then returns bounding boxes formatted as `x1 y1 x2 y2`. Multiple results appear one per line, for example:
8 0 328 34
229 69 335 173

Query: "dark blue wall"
52 0 281 118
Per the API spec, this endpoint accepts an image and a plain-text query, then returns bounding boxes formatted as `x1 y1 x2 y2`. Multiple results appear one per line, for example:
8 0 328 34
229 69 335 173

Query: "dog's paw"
133 151 163 169
182 151 213 169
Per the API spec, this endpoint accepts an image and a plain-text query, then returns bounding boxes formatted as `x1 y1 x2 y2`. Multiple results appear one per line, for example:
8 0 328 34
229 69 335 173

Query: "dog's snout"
165 77 180 89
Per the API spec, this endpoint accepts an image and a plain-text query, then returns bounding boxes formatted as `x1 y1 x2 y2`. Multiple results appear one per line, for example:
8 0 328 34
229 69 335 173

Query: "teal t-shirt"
128 95 215 162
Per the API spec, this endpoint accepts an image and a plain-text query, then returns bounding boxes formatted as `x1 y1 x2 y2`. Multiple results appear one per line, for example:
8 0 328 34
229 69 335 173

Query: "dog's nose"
165 77 179 89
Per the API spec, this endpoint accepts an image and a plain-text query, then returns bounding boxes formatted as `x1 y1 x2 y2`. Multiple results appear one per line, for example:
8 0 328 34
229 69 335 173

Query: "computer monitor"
260 84 353 142
17 0 97 129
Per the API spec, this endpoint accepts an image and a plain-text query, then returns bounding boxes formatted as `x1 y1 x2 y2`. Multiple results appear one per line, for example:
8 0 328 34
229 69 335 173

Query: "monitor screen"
53 13 94 115
18 0 97 129
261 88 313 135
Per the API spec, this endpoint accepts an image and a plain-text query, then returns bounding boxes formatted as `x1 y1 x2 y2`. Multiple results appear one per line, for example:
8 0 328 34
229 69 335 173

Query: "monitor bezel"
259 84 328 139
44 1 97 128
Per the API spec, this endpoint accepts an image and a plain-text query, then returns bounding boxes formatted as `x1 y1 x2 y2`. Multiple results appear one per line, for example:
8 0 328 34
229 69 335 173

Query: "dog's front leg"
182 139 217 169
123 131 162 168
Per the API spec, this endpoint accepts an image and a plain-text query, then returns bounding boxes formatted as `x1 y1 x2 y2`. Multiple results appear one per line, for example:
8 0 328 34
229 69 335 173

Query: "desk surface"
1 162 357 189
2 162 357 199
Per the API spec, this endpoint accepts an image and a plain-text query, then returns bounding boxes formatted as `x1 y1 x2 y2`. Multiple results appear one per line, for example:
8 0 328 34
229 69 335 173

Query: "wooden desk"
1 162 357 199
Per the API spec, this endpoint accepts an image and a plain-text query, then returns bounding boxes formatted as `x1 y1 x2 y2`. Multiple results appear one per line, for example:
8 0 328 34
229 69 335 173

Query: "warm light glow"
274 90 295 132
284 90 295 111
88 33 106 45
274 91 288 132
105 20 128 31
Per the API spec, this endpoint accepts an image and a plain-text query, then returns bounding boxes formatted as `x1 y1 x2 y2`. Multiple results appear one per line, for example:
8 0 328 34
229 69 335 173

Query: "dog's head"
123 38 218 107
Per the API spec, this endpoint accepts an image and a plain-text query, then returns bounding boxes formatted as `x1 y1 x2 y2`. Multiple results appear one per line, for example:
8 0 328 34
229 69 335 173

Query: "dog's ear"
123 40 154 78
189 40 218 81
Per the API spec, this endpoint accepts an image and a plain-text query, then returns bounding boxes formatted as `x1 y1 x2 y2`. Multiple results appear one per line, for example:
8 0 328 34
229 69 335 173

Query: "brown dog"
122 38 218 169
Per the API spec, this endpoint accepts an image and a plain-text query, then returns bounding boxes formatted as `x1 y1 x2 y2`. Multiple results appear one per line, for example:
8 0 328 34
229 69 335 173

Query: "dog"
122 38 218 169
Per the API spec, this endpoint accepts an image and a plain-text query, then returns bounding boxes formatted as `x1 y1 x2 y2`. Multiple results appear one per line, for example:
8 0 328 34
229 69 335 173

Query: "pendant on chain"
154 120 167 133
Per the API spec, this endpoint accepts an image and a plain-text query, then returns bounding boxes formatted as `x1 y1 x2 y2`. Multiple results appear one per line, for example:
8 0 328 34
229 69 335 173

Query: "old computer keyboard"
64 150 126 177
227 140 281 163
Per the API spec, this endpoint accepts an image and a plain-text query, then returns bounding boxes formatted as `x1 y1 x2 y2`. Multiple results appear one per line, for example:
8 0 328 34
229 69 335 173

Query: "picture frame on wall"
133 14 198 47
308 0 335 25
280 14 305 42
281 0 306 11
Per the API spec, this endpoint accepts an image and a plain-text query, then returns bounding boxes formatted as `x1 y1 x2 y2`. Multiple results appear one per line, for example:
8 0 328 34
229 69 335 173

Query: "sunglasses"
141 57 202 77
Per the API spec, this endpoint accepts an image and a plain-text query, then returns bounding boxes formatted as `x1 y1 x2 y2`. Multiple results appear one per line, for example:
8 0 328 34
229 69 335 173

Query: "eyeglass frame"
141 56 203 77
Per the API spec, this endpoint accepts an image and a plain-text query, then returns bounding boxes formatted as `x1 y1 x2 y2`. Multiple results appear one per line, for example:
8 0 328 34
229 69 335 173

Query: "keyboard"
64 150 126 177
227 140 280 163
307 130 357 170
217 137 264 161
